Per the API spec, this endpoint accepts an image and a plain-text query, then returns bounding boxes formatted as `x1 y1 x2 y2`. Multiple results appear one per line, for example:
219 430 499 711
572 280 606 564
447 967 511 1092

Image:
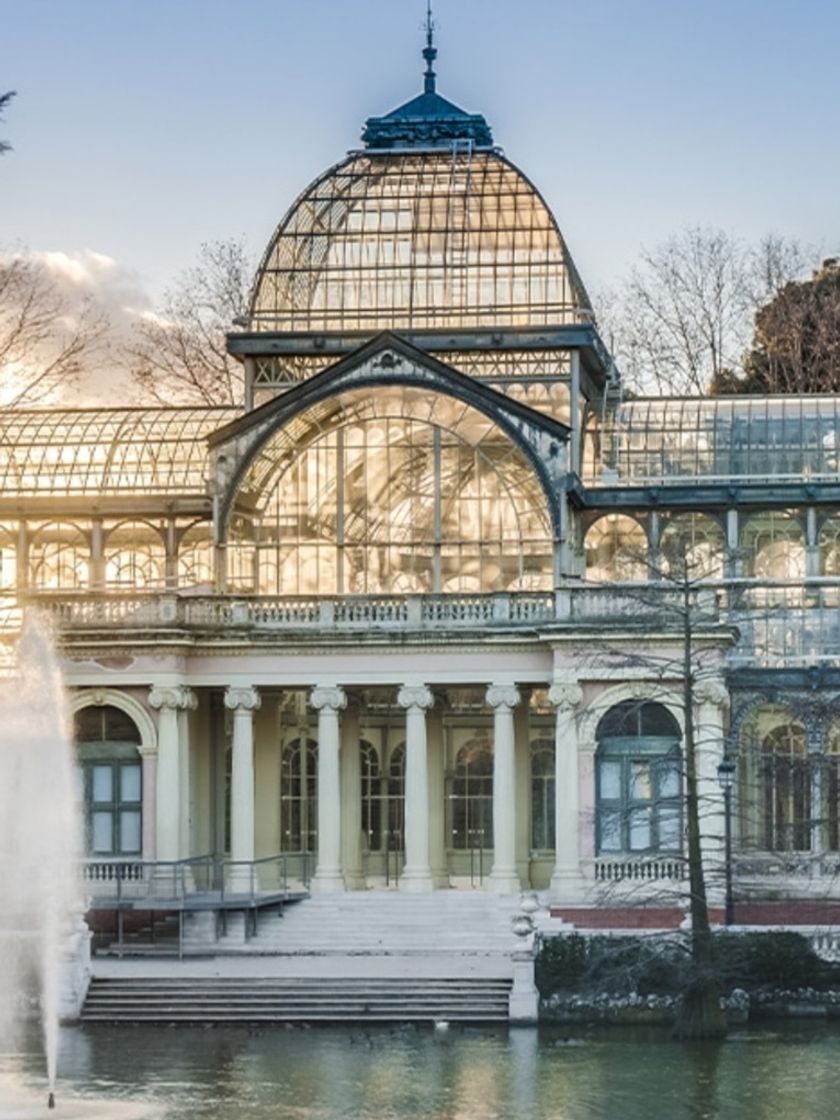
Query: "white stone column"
548 681 586 901
427 701 448 887
340 702 364 889
224 686 261 891
694 678 729 904
139 746 158 861
310 686 347 892
487 684 521 892
397 685 435 891
178 689 198 859
149 686 193 863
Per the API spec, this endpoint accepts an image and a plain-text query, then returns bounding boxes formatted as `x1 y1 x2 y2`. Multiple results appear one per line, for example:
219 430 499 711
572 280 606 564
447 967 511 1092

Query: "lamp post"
717 757 736 926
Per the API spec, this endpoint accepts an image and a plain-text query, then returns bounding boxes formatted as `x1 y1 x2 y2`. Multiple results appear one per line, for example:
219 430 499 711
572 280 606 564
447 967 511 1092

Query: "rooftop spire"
422 1 437 94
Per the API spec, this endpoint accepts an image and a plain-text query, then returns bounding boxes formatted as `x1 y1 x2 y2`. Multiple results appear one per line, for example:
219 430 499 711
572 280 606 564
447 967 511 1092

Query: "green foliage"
711 932 840 991
537 931 840 999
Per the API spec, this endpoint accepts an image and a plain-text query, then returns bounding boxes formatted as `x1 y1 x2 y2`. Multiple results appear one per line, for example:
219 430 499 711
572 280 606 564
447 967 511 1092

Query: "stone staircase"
233 889 521 955
81 975 512 1023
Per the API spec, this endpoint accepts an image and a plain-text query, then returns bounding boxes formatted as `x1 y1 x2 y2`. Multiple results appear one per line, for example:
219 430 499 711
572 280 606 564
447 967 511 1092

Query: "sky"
3 0 840 335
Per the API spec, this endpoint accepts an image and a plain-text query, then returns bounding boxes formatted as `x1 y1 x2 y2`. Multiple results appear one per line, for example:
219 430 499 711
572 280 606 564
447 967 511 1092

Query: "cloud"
1 247 155 406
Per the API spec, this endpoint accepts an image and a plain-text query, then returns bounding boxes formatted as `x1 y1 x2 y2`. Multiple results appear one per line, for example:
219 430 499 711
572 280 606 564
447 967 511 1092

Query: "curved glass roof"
589 396 840 486
0 408 236 496
249 149 591 333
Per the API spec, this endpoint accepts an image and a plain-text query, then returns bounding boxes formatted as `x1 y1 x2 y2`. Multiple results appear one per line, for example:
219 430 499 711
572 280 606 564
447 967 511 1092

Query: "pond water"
4 1022 840 1120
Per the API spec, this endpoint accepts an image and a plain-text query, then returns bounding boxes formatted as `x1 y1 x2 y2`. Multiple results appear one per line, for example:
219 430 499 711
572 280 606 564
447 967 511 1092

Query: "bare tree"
580 539 731 1038
0 252 108 407
612 227 750 396
128 239 251 407
0 91 15 156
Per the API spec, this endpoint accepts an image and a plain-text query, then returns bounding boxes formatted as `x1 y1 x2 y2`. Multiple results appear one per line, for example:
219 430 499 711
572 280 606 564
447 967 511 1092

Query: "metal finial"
423 1 437 94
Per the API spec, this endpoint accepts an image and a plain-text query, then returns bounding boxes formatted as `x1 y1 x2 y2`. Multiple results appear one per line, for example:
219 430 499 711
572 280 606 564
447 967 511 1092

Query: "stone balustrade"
23 581 840 668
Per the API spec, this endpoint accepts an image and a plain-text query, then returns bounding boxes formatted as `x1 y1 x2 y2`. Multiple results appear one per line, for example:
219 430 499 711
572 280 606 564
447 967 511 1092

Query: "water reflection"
5 1022 840 1120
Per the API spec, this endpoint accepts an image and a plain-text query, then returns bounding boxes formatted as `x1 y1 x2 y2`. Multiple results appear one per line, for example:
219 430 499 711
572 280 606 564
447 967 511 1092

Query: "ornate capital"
548 682 583 713
397 684 434 712
309 686 347 714
486 684 521 712
149 685 194 712
224 686 261 713
694 678 730 712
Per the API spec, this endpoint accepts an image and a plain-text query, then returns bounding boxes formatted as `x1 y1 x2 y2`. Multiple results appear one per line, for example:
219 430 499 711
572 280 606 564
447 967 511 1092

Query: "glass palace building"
6 47 840 923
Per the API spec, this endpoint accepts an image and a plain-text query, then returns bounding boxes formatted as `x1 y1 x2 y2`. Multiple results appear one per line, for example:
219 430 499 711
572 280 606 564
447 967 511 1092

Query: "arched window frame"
595 701 683 856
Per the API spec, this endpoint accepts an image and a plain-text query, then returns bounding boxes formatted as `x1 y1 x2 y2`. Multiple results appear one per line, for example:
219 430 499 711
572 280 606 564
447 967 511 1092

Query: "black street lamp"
717 756 736 926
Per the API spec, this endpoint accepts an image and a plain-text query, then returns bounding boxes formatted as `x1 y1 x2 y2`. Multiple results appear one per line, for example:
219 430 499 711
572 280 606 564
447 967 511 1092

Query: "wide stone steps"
81 977 512 1023
241 892 518 955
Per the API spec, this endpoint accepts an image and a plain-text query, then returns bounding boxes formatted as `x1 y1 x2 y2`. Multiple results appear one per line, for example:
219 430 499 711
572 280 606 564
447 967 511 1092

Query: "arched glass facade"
227 386 554 595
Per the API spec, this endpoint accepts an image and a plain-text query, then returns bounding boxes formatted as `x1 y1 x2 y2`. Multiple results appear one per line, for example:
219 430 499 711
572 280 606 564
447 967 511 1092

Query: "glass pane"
120 764 141 803
92 811 113 853
630 761 652 801
599 809 622 852
599 759 622 800
119 811 142 854
658 759 681 799
657 807 682 851
92 765 112 803
629 807 652 850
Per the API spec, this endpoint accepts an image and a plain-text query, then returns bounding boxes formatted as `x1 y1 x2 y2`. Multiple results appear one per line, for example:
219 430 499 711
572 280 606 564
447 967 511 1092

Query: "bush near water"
536 931 840 999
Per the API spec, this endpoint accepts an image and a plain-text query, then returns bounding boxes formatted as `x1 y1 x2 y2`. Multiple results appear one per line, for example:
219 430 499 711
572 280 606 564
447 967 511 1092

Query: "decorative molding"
485 684 521 712
548 682 583 713
397 684 434 712
223 686 261 713
71 686 157 758
694 678 730 711
309 686 348 713
149 685 197 713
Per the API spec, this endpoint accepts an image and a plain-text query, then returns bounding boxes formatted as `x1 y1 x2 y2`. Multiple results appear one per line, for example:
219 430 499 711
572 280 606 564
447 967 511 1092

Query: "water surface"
5 1022 840 1120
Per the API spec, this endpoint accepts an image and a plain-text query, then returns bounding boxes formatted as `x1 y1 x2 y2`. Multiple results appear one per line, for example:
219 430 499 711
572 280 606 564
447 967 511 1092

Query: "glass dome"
249 147 591 334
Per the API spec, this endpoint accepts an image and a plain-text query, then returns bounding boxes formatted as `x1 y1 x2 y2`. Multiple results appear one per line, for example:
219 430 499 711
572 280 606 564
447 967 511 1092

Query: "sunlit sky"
3 0 840 306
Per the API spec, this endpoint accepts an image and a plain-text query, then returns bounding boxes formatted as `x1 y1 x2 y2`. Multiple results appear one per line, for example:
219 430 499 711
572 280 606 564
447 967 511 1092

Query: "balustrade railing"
80 852 311 905
21 580 840 669
594 856 687 883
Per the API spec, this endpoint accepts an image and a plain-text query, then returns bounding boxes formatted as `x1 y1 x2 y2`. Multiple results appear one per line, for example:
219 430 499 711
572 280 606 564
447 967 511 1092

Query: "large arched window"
360 740 381 853
74 705 142 857
226 386 554 596
29 521 90 590
280 738 317 853
531 738 555 851
761 723 810 851
739 705 811 852
450 740 494 851
104 520 166 589
386 743 406 851
741 512 805 580
584 515 648 581
660 513 726 580
595 700 682 855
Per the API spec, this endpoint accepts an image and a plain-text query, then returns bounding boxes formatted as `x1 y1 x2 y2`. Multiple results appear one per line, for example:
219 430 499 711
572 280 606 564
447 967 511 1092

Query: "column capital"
149 685 196 712
310 685 347 713
224 685 261 713
397 684 434 712
486 684 521 712
694 678 729 712
548 682 583 713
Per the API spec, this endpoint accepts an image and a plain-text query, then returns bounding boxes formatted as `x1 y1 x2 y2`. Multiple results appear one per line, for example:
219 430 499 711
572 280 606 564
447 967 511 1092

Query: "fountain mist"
0 613 82 1097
